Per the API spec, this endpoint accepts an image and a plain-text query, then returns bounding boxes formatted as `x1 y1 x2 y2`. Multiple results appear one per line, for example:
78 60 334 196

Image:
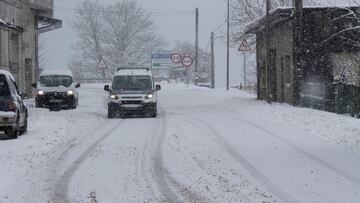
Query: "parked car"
0 70 28 139
104 68 161 118
32 69 80 111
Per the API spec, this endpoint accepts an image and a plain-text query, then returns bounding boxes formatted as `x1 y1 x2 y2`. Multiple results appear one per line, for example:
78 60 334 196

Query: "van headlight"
37 90 44 96
110 94 118 99
67 90 74 96
145 93 154 99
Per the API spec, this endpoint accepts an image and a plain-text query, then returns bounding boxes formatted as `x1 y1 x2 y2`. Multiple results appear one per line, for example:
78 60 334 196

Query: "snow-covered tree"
226 0 319 87
69 0 167 77
229 0 319 44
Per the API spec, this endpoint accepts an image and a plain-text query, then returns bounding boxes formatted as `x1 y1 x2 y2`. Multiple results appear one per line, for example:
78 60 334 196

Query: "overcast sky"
43 0 355 88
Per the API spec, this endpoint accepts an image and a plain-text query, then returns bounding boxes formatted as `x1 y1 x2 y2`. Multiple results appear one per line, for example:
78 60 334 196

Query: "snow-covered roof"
115 68 151 76
0 69 15 81
40 69 73 77
245 6 360 34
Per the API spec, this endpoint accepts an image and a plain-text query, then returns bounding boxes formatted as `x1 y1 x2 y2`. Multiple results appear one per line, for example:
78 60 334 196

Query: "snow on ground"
0 83 359 203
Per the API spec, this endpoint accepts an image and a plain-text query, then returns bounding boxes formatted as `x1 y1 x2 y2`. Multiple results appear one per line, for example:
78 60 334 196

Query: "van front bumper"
108 101 156 113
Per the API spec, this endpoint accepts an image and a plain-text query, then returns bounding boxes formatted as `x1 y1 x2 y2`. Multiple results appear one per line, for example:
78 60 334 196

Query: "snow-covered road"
1 83 360 203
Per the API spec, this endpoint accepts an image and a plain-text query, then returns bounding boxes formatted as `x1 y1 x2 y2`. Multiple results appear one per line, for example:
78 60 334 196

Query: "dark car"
32 69 80 111
0 70 28 139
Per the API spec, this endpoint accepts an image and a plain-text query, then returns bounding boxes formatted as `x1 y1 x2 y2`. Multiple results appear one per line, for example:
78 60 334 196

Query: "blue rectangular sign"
151 53 171 59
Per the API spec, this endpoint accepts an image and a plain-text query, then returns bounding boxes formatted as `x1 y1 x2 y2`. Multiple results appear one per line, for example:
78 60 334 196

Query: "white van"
104 68 161 118
32 69 80 111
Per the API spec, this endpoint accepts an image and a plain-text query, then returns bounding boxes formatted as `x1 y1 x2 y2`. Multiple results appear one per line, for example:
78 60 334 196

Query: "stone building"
0 0 61 95
246 6 360 114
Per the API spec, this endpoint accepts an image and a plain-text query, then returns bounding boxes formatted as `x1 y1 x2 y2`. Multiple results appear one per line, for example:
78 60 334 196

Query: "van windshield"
39 75 73 87
112 75 152 91
0 75 10 96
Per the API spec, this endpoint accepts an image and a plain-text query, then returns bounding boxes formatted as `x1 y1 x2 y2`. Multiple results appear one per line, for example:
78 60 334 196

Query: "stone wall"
256 20 295 105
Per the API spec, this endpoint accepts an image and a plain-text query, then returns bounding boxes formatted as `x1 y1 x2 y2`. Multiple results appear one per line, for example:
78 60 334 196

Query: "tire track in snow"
223 113 360 188
182 116 298 203
51 119 125 203
178 106 360 189
150 112 180 202
149 110 208 203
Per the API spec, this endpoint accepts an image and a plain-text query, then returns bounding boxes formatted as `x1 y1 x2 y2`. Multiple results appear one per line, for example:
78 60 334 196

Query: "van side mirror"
104 85 110 91
32 83 37 88
156 84 161 91
75 83 81 88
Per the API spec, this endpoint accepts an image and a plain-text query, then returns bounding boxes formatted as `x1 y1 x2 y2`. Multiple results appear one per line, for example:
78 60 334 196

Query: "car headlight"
37 90 44 96
67 90 74 96
110 94 118 99
145 93 154 99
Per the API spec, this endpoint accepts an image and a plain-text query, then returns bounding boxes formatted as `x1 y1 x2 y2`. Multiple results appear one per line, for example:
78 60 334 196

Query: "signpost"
171 53 182 64
238 39 251 88
97 58 107 69
97 58 107 78
151 51 194 83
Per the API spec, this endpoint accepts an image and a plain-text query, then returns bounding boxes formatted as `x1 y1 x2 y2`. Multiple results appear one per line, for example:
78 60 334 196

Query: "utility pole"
211 32 215 89
266 0 271 103
226 0 230 90
195 7 199 86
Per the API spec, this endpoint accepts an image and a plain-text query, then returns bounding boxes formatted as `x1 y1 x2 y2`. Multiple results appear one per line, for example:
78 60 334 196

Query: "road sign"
171 53 182 63
151 53 171 59
238 39 251 51
151 52 173 70
182 56 193 67
97 58 107 69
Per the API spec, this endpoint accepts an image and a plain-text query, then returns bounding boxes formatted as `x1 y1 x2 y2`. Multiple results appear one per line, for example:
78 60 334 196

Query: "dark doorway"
269 49 277 101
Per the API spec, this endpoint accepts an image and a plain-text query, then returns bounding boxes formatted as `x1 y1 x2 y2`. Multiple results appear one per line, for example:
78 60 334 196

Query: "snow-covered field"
0 83 359 203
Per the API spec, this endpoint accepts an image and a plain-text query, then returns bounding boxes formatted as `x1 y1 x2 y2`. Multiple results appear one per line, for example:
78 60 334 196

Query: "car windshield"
0 75 10 97
39 75 73 87
112 75 152 91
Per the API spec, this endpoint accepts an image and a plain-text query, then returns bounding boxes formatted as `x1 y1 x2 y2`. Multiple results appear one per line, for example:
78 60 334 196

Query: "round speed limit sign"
171 53 182 64
182 56 193 67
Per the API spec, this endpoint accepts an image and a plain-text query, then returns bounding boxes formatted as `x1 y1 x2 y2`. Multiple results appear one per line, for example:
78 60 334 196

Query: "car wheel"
6 116 19 139
108 110 115 118
35 101 41 108
20 114 28 135
151 107 157 118
71 101 77 109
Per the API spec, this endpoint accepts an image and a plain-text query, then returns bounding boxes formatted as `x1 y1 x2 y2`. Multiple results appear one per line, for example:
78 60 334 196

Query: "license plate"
122 104 141 108
50 99 62 103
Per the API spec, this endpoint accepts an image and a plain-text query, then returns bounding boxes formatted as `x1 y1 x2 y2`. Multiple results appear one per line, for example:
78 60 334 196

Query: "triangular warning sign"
97 59 107 69
238 39 251 51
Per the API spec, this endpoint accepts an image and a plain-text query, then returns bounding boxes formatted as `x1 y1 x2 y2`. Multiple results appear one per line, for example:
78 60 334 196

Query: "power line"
53 6 195 16
212 20 226 33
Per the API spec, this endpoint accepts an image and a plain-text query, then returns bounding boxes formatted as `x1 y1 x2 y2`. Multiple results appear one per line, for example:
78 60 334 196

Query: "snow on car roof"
115 68 151 76
0 69 15 81
40 69 73 77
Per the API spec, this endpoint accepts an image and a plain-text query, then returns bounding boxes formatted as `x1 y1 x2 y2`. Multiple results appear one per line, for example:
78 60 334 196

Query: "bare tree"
102 1 167 71
226 0 319 87
229 0 319 44
69 0 167 78
71 0 104 77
